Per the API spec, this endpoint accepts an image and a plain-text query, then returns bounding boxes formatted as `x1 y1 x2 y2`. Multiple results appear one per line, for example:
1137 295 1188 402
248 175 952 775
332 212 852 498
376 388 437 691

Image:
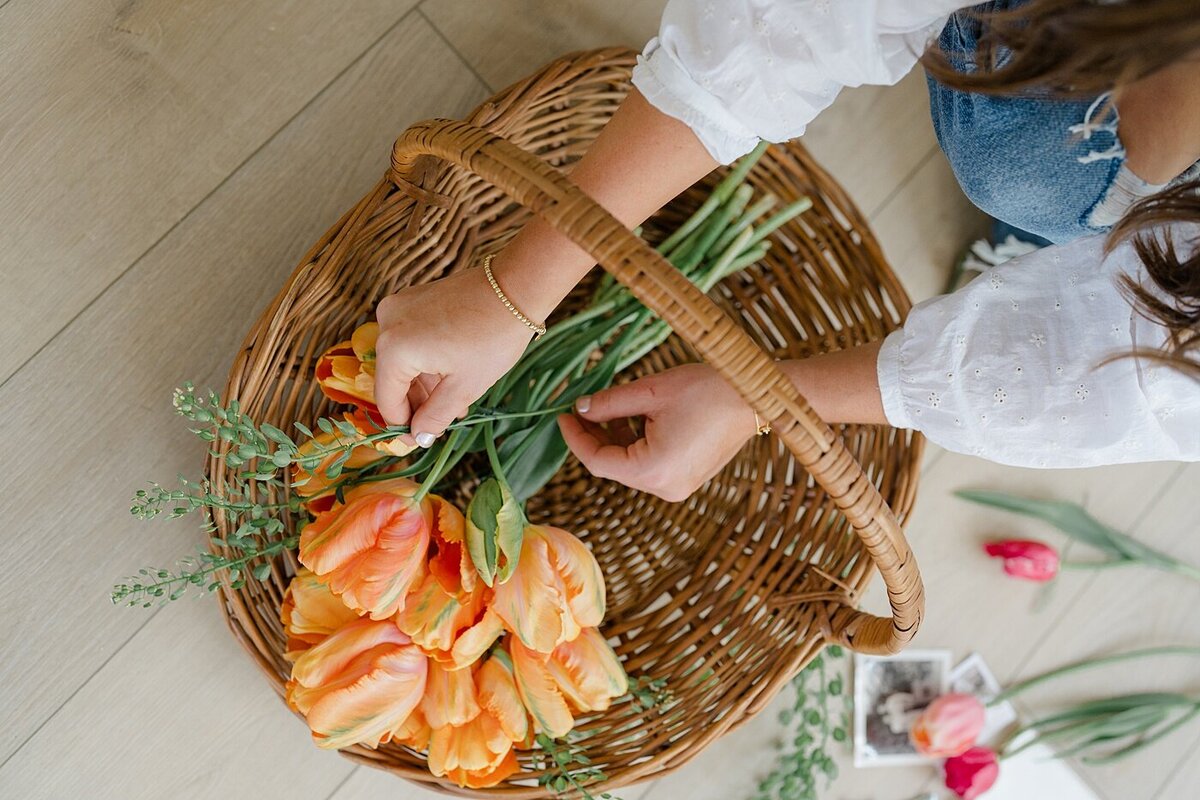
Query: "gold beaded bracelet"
482 254 547 340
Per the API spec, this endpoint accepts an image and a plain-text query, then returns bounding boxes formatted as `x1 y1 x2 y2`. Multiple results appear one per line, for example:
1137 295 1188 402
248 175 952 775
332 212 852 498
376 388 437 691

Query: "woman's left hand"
557 364 759 502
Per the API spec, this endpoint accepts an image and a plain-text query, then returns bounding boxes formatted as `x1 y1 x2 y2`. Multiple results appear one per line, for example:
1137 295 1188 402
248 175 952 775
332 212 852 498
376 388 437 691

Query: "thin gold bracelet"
481 254 547 340
753 410 771 436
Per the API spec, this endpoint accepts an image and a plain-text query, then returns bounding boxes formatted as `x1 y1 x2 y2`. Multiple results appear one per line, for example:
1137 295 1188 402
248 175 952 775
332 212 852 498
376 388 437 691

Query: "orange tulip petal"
478 656 529 743
299 493 405 575
422 661 482 729
392 707 431 750
397 573 485 654
290 618 409 688
305 645 427 750
350 322 379 362
450 607 506 669
543 526 606 630
492 530 565 653
546 628 628 713
511 639 574 738
301 491 431 619
445 748 520 789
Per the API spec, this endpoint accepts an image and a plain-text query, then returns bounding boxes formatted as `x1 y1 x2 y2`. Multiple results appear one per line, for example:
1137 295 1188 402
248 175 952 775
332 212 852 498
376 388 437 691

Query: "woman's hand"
372 89 719 448
374 267 535 447
557 364 759 502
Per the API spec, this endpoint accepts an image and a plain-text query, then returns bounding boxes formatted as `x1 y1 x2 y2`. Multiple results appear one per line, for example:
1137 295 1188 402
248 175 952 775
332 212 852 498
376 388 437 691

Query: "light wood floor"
1 3 1195 799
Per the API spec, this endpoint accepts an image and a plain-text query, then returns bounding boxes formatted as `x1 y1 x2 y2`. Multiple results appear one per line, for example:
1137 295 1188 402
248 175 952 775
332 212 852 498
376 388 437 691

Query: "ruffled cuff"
876 329 914 430
631 37 763 165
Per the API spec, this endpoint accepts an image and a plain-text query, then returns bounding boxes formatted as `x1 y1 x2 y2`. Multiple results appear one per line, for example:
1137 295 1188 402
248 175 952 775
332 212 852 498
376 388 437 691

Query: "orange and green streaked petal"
542 525 606 630
298 492 412 575
396 573 485 654
444 746 520 789
449 607 506 669
289 618 409 688
304 644 427 750
510 639 574 738
283 568 360 639
546 627 628 712
422 660 482 729
478 655 529 743
350 322 379 364
491 529 565 653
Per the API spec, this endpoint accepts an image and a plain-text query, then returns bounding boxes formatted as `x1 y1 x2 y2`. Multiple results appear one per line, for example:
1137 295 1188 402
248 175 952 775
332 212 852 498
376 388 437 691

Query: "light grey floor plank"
806 71 945 222
0 0 417 386
326 763 658 800
0 12 488 773
1154 728 1200 800
421 0 667 91
871 147 990 306
0 591 356 800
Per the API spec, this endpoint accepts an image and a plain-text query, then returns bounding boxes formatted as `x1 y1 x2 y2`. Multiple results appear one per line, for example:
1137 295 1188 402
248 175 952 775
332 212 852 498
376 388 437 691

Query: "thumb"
409 374 473 447
575 379 658 423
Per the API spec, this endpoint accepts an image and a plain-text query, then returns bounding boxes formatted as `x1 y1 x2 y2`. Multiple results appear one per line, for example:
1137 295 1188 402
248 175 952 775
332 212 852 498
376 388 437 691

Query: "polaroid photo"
950 652 1019 746
853 649 952 767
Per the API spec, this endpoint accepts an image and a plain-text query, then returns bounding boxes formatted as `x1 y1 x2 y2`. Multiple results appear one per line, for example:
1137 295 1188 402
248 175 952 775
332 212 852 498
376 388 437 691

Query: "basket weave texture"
207 48 924 797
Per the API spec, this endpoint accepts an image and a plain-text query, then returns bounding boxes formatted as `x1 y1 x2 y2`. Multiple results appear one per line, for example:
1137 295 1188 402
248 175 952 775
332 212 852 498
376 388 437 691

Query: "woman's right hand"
372 88 722 448
374 265 538 448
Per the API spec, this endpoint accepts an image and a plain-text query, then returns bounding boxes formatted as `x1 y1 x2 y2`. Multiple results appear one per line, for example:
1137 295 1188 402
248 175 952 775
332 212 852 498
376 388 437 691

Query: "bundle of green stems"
418 142 811 501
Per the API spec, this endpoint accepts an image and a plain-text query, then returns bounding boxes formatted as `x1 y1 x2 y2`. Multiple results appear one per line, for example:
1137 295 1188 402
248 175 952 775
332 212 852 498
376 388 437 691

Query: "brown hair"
923 0 1200 96
1110 180 1200 378
924 0 1200 377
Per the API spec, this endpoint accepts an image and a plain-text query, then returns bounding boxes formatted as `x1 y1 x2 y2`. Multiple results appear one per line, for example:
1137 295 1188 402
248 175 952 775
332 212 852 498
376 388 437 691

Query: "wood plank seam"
0 3 424 397
418 4 498 93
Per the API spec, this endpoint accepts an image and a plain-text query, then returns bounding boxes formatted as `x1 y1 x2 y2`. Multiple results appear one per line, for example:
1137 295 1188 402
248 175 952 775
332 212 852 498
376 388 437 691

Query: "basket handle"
389 119 922 655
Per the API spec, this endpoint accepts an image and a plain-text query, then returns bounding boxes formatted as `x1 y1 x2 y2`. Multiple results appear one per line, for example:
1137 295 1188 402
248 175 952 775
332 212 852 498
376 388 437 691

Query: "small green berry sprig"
752 645 851 800
535 733 616 800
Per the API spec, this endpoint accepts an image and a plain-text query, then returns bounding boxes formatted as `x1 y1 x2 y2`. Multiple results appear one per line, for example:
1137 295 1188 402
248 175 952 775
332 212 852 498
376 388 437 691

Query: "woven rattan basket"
208 48 924 796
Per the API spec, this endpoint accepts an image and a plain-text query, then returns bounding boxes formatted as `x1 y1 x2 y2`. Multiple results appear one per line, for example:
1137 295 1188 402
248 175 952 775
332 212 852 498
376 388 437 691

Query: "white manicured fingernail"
415 431 436 448
576 396 591 414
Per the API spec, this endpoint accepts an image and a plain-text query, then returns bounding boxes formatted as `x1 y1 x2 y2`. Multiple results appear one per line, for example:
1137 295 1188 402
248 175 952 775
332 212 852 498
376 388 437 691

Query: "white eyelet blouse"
630 0 1200 466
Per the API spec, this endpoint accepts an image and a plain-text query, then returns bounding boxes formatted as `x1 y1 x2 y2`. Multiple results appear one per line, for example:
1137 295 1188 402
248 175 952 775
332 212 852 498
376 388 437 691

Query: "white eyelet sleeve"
631 0 970 163
876 230 1200 467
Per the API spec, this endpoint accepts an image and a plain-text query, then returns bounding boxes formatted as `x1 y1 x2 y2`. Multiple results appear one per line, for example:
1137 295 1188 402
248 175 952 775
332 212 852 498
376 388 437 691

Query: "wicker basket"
208 48 924 796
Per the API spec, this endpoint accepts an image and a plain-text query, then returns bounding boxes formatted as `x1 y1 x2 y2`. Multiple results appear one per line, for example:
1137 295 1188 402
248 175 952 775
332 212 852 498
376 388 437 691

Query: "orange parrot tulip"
280 567 361 660
290 417 391 515
397 572 488 659
286 617 427 750
423 656 528 788
491 525 606 653
315 322 380 417
509 629 627 738
398 502 511 667
299 477 462 620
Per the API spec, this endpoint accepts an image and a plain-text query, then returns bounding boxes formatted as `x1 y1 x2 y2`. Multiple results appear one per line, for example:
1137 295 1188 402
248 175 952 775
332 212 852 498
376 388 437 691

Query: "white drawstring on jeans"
1068 93 1124 164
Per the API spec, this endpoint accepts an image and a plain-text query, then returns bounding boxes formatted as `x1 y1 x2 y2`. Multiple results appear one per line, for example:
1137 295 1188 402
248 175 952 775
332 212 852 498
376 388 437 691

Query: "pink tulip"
944 746 1000 799
984 539 1059 581
910 693 986 758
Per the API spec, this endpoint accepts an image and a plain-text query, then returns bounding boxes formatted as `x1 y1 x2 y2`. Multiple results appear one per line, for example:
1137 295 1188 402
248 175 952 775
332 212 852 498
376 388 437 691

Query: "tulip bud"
910 693 987 757
944 746 1000 799
984 539 1059 582
465 477 524 586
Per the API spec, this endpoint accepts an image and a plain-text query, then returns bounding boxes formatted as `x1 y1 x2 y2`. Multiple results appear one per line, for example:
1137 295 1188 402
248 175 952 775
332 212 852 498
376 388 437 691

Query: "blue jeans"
926 1 1135 245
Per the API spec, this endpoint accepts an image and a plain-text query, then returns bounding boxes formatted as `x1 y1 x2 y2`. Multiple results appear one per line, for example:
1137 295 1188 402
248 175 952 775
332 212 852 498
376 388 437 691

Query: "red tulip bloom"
984 539 1059 582
944 746 1000 799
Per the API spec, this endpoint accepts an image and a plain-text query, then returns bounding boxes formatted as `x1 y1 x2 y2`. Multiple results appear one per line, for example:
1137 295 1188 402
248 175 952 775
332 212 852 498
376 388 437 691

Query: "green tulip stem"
413 428 465 503
991 646 1200 705
483 420 510 491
